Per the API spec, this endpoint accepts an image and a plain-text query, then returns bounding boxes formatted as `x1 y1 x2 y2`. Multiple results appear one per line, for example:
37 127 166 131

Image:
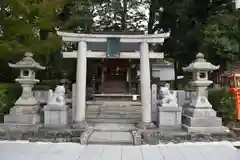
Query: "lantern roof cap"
8 52 46 70
182 53 219 72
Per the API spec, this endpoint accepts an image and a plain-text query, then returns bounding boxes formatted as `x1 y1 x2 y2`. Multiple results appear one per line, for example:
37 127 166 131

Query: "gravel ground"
0 128 84 143
141 129 240 145
1 125 240 146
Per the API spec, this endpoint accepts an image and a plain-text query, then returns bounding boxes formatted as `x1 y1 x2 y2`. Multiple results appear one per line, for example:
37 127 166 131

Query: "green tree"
92 0 148 31
0 0 67 81
200 2 239 66
0 0 65 57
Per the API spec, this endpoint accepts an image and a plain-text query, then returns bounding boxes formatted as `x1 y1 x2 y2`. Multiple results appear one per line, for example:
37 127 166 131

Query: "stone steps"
100 107 141 112
87 118 140 124
87 114 141 119
87 107 141 112
86 101 142 123
87 111 141 116
93 123 136 132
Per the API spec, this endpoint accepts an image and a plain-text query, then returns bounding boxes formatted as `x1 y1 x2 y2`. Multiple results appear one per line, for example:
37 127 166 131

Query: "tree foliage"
92 0 148 31
0 0 65 57
200 0 240 63
0 0 240 82
201 13 238 61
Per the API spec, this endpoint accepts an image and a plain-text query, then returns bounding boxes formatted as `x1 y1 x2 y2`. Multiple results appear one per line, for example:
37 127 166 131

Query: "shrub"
208 87 236 123
0 83 21 114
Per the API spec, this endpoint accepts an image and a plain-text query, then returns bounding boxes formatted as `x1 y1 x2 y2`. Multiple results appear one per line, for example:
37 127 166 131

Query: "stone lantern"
181 53 227 133
4 52 45 125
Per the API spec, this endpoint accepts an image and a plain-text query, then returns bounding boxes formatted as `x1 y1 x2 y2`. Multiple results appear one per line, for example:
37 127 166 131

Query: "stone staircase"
86 101 142 124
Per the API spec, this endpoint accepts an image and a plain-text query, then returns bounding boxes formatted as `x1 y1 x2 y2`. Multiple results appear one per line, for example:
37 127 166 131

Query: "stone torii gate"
57 31 169 128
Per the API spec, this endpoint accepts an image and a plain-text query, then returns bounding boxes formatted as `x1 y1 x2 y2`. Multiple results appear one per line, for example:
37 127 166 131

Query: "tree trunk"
121 0 127 30
147 0 156 34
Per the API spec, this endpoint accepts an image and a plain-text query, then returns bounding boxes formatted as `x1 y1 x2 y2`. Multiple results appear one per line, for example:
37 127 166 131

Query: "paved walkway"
87 123 135 145
88 131 133 145
0 141 239 160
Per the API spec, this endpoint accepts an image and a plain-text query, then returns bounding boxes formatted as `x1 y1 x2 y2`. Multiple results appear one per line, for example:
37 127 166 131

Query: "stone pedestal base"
0 123 41 132
4 103 40 125
43 105 68 128
4 114 40 125
158 106 182 129
182 124 228 133
72 121 88 129
136 122 156 129
182 106 228 133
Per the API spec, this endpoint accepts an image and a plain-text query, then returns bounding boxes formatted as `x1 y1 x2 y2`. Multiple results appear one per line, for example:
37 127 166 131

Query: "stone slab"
98 145 122 160
121 146 142 160
88 131 133 142
111 132 133 141
87 118 140 124
159 106 182 112
182 114 222 127
182 107 217 117
4 114 40 125
94 123 135 131
158 107 182 128
0 123 41 132
132 130 141 145
43 105 68 127
9 105 39 115
0 141 239 160
87 130 133 145
88 114 141 119
182 124 229 133
89 131 111 141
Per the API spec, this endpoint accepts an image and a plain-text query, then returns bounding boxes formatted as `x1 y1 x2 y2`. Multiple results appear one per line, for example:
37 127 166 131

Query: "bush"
208 87 236 123
0 83 21 114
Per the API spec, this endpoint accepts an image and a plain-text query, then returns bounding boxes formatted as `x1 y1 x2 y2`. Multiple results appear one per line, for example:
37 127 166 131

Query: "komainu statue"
47 85 66 106
160 83 178 106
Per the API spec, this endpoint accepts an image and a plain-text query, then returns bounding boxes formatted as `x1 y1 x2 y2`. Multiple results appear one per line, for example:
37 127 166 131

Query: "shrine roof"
183 53 219 72
8 52 45 70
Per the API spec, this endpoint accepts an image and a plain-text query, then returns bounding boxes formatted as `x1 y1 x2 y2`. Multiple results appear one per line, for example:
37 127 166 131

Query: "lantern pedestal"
4 79 40 125
182 81 228 133
182 107 228 133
